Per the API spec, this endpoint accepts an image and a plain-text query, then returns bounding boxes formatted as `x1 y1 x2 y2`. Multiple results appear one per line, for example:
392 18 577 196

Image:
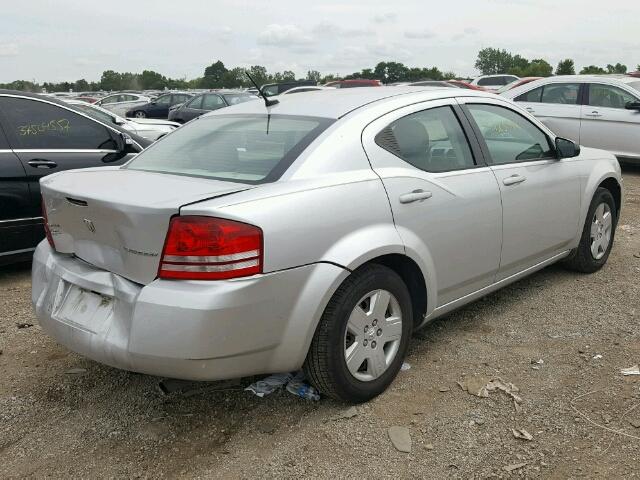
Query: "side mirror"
555 137 580 159
625 101 640 111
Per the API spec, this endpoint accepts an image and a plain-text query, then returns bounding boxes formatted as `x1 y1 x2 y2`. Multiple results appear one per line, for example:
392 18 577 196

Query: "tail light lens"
41 198 55 249
158 216 263 280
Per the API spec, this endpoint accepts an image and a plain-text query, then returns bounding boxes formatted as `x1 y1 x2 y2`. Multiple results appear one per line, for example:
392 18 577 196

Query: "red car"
496 77 542 94
324 79 382 88
446 80 486 91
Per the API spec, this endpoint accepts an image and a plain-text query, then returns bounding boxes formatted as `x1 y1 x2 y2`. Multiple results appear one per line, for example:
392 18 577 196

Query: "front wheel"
304 264 413 403
133 110 146 118
563 187 617 273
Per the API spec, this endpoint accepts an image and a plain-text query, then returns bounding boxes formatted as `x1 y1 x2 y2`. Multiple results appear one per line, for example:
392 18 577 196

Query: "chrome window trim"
0 247 36 257
0 149 13 153
0 93 144 151
0 216 43 224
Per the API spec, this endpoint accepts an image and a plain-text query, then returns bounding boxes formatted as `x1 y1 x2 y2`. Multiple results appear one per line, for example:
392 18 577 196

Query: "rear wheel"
563 187 617 273
304 264 412 403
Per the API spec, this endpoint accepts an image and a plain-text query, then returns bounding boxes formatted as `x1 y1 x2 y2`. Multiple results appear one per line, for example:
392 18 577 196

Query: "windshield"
72 103 117 125
222 94 256 105
125 114 333 183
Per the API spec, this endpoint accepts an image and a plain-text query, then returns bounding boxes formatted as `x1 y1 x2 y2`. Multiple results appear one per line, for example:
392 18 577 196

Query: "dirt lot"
1 167 639 479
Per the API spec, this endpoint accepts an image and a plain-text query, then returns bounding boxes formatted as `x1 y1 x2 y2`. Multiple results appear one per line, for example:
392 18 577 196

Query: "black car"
125 92 193 119
0 90 150 265
167 91 256 124
260 80 316 97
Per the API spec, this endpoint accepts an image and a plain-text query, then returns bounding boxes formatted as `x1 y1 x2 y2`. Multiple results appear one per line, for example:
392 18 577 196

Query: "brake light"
158 216 263 280
41 197 55 249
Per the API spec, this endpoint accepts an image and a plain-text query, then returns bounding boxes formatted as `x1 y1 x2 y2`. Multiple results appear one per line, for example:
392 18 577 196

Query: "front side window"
126 114 333 183
375 106 475 172
0 97 117 150
467 104 554 165
515 87 543 103
541 83 580 105
186 96 203 109
100 95 118 105
202 94 225 110
589 84 638 109
156 95 172 105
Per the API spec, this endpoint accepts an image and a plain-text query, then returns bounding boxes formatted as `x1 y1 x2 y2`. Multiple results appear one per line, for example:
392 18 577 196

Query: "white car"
502 75 640 163
66 100 179 141
95 93 150 117
471 74 520 92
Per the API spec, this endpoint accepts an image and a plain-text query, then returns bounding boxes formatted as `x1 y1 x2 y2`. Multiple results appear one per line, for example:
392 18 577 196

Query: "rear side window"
375 106 475 172
126 114 334 184
0 97 117 150
467 104 554 165
478 77 499 86
186 96 203 109
202 94 225 110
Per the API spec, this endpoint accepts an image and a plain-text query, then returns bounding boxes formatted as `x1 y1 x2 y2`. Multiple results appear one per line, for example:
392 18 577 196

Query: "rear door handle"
399 189 433 204
27 159 58 169
585 111 603 118
502 174 526 186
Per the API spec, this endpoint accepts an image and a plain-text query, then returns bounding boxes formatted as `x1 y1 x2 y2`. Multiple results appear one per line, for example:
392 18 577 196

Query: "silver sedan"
33 87 622 402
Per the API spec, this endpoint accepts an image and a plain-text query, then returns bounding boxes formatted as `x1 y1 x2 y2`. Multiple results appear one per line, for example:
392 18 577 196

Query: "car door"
0 95 135 241
513 82 584 143
147 94 172 118
461 99 581 280
0 121 36 256
580 83 640 159
362 99 502 307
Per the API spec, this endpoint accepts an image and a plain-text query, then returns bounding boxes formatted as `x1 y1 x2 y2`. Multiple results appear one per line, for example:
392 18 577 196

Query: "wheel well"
366 254 427 329
599 177 622 218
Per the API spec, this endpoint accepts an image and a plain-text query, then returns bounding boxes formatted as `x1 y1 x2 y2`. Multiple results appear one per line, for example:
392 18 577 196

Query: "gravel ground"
1 166 639 479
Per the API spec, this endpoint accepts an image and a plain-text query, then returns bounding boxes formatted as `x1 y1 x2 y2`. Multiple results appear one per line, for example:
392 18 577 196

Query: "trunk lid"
41 167 252 284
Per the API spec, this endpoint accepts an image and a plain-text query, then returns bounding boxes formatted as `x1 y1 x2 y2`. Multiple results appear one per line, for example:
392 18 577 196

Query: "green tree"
475 48 514 75
442 71 457 80
374 62 409 83
201 60 228 88
100 70 123 91
306 70 321 83
556 59 575 75
580 65 607 74
73 79 89 91
139 70 167 89
606 63 627 74
246 65 270 86
523 59 553 77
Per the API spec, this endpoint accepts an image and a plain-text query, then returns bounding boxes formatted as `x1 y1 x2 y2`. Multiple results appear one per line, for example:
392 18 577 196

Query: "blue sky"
1 0 638 82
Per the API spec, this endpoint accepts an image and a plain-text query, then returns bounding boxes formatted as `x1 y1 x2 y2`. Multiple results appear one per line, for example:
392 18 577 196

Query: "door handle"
585 111 603 118
525 107 535 113
27 159 58 169
399 189 433 204
502 174 526 186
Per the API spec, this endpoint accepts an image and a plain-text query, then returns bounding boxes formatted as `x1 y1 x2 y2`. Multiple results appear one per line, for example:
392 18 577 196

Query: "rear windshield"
125 114 333 183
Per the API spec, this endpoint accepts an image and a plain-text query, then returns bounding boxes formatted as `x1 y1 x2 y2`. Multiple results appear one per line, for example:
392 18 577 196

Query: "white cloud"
312 22 372 38
404 29 436 39
0 43 18 57
257 24 313 46
372 12 397 24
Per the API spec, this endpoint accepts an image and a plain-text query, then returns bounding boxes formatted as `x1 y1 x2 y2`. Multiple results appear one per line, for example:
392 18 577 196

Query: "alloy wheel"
343 289 403 382
590 202 612 260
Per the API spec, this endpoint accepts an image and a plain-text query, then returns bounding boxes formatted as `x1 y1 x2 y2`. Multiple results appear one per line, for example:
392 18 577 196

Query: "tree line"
1 49 638 93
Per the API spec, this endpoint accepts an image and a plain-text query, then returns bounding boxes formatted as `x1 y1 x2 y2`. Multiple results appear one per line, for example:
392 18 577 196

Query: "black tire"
304 264 413 403
563 187 617 273
133 111 146 118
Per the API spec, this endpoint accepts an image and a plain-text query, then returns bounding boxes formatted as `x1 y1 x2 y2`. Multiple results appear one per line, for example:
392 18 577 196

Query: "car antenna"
245 71 279 107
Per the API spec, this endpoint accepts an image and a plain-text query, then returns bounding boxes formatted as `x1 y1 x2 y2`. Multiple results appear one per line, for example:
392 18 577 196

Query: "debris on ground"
621 365 640 376
531 359 544 370
512 428 533 441
285 371 320 401
439 386 451 392
16 322 33 329
401 362 411 371
335 406 358 420
458 377 523 409
503 463 527 472
593 354 603 360
629 419 640 429
64 368 87 375
245 373 293 398
388 426 411 453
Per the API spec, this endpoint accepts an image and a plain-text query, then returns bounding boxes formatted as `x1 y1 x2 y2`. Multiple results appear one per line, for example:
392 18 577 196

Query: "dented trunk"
40 167 251 284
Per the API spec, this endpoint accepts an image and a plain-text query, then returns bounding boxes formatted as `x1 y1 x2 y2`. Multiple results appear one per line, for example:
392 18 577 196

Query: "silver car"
502 75 640 164
32 88 622 402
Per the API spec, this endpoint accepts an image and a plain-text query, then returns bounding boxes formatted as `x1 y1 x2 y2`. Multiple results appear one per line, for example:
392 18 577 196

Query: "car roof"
502 75 640 98
211 86 488 119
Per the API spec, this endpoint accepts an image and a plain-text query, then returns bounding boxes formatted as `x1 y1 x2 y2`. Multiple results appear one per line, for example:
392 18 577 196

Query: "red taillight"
41 198 55 249
158 216 263 280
